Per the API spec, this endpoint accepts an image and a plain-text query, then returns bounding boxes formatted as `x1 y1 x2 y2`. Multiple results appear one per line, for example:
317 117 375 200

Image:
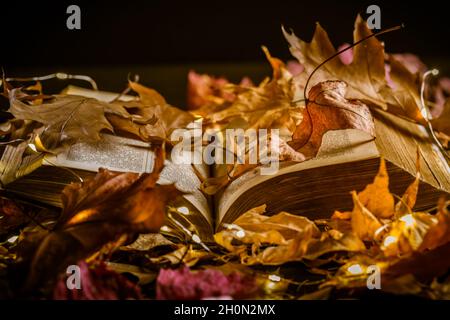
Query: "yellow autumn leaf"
357 158 395 219
350 191 383 241
381 212 438 257
214 205 320 265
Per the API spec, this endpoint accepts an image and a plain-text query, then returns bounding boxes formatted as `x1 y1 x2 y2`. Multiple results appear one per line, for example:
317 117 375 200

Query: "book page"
44 134 212 225
216 129 378 225
44 135 154 173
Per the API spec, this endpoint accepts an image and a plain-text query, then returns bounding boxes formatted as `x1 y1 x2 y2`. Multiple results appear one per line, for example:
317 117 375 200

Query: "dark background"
1 0 449 106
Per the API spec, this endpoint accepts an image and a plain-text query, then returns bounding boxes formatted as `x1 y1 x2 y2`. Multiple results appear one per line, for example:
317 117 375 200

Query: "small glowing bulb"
56 72 68 79
431 69 439 76
28 143 38 152
7 235 18 244
383 235 398 247
235 230 245 238
268 274 281 282
177 206 190 215
160 225 171 232
192 234 202 244
347 264 363 275
400 214 415 227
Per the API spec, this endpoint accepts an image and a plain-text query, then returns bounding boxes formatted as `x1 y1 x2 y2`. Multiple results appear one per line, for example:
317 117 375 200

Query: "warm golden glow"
347 264 363 275
192 234 201 244
177 206 190 215
235 230 246 238
28 143 38 153
383 235 398 247
399 214 415 227
160 225 171 232
268 274 281 282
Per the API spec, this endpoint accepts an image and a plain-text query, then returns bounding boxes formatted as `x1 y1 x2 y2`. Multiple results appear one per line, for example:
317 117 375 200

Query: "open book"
1 86 449 242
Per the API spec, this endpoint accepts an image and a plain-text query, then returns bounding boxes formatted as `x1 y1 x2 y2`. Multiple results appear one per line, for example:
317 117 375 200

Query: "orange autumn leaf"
289 80 375 158
350 191 383 241
331 210 352 220
357 158 395 219
214 205 320 265
215 204 366 265
186 70 253 113
419 199 450 251
381 212 438 257
394 171 420 218
304 230 365 260
431 99 450 136
203 47 303 136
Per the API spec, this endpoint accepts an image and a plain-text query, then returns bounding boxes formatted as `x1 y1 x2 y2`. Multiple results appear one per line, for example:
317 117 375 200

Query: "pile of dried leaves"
0 15 449 300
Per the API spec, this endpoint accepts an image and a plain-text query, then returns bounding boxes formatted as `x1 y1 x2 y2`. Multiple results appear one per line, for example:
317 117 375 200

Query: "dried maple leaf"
8 88 131 151
380 55 424 123
283 15 387 109
25 147 181 289
283 15 426 125
289 80 375 158
204 47 303 136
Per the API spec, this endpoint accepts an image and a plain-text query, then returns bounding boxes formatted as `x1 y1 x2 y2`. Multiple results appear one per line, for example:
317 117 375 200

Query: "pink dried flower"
156 266 258 300
53 261 143 300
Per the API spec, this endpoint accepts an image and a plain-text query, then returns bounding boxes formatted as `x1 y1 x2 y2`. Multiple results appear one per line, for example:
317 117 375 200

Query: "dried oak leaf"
8 88 130 151
26 147 181 288
111 81 195 143
283 15 425 124
289 80 375 158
